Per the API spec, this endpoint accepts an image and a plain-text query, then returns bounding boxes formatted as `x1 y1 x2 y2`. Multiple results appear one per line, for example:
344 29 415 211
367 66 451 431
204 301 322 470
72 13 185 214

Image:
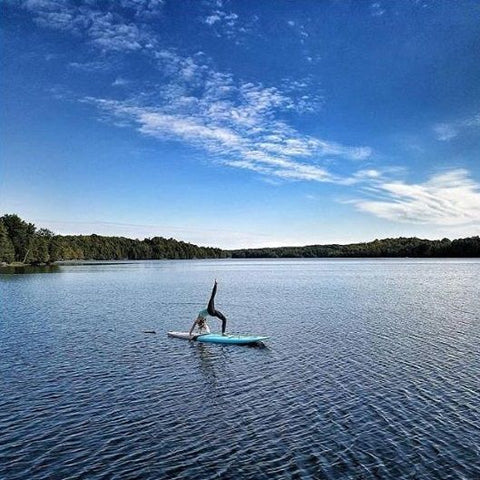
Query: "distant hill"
1 213 479 264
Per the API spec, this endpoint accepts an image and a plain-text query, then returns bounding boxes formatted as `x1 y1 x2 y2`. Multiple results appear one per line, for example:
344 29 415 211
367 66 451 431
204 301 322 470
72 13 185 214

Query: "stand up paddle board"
168 331 268 345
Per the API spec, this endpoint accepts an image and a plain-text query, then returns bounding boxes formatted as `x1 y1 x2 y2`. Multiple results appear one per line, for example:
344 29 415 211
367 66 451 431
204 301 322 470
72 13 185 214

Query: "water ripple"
1 259 480 479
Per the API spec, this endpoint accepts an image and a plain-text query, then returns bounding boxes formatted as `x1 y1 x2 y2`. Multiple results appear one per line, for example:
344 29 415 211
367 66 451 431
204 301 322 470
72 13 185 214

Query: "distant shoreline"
1 214 480 265
2 256 480 272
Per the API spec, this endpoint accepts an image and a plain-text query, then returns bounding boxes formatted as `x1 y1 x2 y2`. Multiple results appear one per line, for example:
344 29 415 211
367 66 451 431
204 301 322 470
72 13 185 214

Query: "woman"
189 315 210 336
189 280 227 337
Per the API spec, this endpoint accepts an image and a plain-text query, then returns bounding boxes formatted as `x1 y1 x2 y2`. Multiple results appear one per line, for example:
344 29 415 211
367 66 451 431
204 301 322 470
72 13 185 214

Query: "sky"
1 0 480 249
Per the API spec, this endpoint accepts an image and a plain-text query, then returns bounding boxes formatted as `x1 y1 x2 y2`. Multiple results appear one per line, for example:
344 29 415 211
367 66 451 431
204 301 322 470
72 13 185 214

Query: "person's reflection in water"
191 343 229 397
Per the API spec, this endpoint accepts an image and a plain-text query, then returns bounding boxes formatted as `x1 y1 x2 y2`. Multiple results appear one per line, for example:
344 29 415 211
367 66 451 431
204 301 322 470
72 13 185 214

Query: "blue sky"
1 0 480 248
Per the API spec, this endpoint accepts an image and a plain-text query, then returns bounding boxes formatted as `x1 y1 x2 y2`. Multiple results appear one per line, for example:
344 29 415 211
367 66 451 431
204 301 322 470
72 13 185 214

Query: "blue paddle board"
168 331 268 345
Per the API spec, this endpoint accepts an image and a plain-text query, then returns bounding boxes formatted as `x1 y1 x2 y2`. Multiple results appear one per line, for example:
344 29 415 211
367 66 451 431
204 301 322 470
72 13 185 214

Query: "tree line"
229 236 480 258
1 213 479 264
0 214 225 264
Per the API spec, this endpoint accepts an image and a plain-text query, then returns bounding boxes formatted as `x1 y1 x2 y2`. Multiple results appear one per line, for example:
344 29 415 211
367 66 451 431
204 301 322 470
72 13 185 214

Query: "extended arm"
189 318 198 336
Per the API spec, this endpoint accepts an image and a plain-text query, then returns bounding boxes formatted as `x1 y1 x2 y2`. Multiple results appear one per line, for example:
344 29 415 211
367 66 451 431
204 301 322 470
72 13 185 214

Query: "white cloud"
353 169 382 179
352 169 480 225
112 77 130 87
68 61 111 72
200 2 260 42
434 123 457 141
370 3 385 16
202 8 240 38
205 14 221 25
120 0 164 19
280 76 324 113
464 113 480 127
433 113 480 141
20 0 158 51
18 0 373 186
89 94 367 184
137 111 243 147
87 13 144 51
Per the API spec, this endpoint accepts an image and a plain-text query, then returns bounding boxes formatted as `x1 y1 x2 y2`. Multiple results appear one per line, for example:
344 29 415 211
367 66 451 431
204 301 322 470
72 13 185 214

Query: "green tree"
0 220 15 263
28 234 50 264
0 214 36 262
48 236 65 262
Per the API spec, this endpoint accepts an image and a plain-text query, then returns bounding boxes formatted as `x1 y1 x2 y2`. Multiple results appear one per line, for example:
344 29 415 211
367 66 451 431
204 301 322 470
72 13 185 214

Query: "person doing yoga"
189 280 227 337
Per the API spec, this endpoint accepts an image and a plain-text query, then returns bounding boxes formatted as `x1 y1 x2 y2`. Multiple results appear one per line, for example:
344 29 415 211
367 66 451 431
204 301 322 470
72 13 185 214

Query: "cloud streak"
19 0 159 51
433 113 480 141
352 169 480 226
89 88 370 184
201 1 257 41
15 0 372 185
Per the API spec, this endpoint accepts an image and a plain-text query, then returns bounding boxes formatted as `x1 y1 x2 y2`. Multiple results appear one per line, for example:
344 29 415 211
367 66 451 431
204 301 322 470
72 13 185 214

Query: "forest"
0 214 225 264
1 214 479 264
229 236 480 258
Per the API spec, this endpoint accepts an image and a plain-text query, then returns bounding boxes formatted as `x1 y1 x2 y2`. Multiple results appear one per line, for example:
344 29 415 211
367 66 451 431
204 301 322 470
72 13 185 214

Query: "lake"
1 259 479 479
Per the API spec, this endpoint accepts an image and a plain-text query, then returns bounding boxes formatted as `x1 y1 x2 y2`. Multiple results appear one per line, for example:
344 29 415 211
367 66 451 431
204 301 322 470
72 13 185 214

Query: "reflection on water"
191 340 270 391
194 342 221 386
0 264 61 274
1 259 479 480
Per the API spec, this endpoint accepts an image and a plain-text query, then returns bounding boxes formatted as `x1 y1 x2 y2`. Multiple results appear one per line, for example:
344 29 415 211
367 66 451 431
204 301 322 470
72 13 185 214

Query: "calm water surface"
1 259 479 479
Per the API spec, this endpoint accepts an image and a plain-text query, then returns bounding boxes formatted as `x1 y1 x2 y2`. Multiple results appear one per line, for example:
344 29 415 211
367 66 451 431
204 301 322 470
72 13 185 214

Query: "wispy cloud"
434 123 458 141
370 2 386 17
16 0 372 185
353 169 382 180
121 0 165 19
20 0 159 51
351 169 480 225
284 18 316 65
204 11 238 29
433 113 480 141
68 60 113 72
87 85 370 184
200 0 259 41
201 3 241 39
286 19 309 44
280 76 324 113
107 65 371 182
112 77 130 87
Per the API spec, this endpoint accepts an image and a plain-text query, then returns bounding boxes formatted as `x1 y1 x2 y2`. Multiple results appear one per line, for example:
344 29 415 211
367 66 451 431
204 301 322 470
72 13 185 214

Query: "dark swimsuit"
207 282 227 334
